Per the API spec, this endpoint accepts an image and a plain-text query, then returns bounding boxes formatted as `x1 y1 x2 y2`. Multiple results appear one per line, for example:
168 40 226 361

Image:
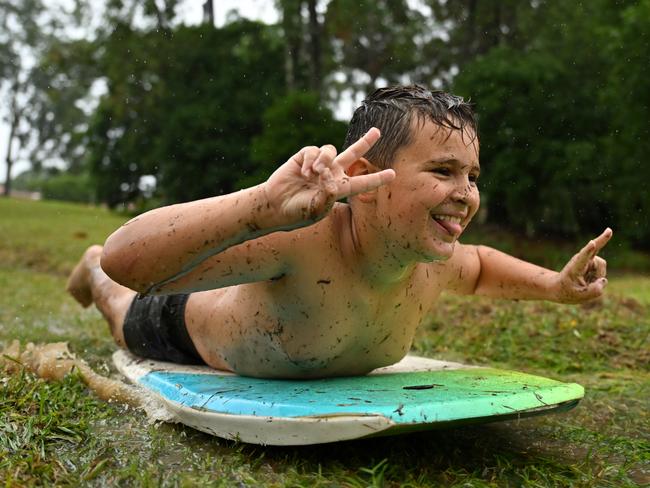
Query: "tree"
0 0 44 196
276 0 327 95
325 0 425 93
102 0 181 31
86 20 286 207
0 0 102 196
154 21 286 202
602 0 650 245
424 0 539 67
30 38 101 175
453 0 649 247
246 91 347 188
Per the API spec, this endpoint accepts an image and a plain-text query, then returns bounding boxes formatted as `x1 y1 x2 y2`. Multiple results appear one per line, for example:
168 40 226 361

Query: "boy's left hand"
552 228 612 304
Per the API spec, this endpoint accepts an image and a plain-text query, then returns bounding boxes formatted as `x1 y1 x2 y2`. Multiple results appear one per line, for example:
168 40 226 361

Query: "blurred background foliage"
1 0 649 249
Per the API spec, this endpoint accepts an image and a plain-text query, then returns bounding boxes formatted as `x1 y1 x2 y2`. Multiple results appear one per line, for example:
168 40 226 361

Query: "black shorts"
122 293 205 365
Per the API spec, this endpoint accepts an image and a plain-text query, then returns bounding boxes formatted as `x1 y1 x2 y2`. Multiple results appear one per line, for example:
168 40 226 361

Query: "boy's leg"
67 245 136 348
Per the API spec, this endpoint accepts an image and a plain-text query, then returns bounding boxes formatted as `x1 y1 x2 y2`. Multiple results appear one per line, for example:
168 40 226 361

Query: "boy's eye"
431 167 451 176
469 174 479 184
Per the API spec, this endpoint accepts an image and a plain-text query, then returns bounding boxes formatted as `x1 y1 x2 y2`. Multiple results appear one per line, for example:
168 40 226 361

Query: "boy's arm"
446 228 612 303
101 129 394 294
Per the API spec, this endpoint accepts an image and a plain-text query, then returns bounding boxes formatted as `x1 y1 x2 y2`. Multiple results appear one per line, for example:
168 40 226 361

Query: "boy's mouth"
430 213 463 237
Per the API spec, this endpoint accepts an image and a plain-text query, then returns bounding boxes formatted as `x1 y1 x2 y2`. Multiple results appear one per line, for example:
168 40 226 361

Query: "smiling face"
374 119 480 262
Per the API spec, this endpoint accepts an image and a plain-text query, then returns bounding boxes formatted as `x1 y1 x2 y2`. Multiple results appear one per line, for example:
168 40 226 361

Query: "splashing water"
1 341 173 423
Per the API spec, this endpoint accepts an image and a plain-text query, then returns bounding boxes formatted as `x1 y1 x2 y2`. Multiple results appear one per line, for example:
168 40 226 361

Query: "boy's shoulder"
430 242 480 294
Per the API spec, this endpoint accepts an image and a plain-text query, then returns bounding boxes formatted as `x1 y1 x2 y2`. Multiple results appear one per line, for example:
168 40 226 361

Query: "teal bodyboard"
114 351 583 445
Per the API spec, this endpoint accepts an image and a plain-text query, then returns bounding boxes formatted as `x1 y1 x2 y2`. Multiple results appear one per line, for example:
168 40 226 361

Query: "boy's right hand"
264 128 396 225
551 228 612 303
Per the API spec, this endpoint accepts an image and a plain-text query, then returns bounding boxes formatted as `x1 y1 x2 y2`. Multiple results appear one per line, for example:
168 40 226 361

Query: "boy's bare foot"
66 245 103 307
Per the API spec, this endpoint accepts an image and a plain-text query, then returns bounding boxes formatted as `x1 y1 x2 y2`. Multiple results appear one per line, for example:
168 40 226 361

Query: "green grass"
1 197 649 486
0 197 125 275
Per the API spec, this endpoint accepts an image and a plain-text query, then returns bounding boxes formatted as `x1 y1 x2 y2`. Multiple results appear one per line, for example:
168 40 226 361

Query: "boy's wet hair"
343 85 477 168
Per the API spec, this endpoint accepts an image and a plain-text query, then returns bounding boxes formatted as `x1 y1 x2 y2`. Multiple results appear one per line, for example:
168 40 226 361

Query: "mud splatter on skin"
246 222 261 233
377 332 392 345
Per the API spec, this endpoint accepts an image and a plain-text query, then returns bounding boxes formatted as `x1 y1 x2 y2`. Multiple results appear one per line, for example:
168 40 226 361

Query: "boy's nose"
450 184 469 203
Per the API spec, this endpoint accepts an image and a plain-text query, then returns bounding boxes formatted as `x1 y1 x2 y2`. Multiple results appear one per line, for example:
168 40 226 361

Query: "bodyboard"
113 350 583 445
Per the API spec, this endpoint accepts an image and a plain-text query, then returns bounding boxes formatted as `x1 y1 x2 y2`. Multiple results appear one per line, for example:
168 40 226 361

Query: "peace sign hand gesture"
264 128 395 226
552 228 612 304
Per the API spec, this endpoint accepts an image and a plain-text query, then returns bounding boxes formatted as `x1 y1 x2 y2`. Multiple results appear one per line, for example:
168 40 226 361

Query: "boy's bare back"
97 87 611 379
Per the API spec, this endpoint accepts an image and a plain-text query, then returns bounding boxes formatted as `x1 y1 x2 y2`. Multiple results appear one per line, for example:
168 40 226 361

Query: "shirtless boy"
67 85 611 379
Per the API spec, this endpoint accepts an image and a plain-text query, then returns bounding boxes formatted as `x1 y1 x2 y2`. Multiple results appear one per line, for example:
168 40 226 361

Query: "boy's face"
375 119 480 262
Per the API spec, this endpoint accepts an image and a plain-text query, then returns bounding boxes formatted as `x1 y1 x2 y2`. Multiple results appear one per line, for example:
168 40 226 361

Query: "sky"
0 0 280 184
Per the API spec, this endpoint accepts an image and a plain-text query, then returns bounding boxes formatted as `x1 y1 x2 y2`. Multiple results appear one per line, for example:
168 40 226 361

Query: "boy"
67 85 611 379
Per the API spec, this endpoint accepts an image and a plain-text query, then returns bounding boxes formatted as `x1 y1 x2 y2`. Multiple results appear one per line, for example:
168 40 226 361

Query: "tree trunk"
284 36 296 91
3 98 18 197
280 0 303 91
203 0 214 27
463 0 477 60
147 0 169 29
491 2 502 48
306 0 322 96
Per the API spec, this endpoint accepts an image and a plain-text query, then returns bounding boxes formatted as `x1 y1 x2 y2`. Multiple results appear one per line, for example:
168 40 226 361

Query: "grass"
1 196 649 486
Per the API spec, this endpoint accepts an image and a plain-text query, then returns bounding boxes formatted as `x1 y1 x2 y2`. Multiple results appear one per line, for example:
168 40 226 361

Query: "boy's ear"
345 158 382 202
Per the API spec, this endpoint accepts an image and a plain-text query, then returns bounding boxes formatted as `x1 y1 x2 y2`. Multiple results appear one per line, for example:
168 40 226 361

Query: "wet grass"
1 197 649 486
